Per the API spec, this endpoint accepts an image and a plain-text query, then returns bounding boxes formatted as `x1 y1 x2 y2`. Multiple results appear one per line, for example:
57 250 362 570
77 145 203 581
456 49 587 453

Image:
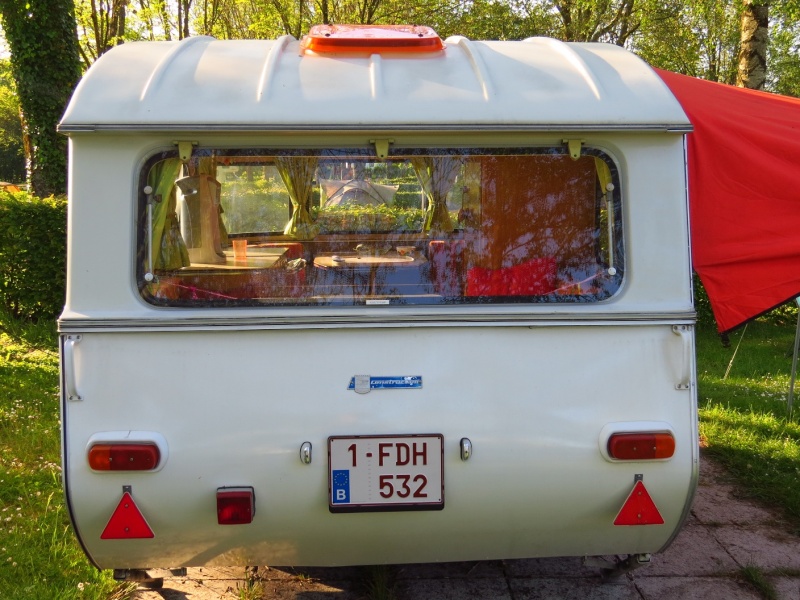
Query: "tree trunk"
0 0 83 196
737 1 768 90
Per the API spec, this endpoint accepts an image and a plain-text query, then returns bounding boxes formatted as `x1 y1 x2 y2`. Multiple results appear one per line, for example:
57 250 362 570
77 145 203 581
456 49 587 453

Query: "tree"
543 0 640 45
75 0 129 65
768 14 800 96
0 0 83 196
737 1 768 89
630 0 742 83
136 0 174 40
0 60 24 183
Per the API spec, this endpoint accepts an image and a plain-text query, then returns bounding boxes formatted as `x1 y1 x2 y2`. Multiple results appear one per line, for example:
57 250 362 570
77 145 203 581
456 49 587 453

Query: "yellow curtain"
594 157 612 195
149 159 190 270
197 156 229 246
411 156 461 235
276 156 319 240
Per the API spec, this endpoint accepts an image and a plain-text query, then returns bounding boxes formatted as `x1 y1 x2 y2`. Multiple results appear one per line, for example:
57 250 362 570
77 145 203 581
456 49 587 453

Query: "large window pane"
138 147 623 307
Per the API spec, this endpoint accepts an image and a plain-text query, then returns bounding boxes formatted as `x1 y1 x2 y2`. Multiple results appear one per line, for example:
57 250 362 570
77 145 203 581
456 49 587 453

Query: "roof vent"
301 24 444 54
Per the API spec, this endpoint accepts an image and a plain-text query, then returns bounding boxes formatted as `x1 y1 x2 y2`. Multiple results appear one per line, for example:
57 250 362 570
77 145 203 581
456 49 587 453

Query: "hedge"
0 190 66 322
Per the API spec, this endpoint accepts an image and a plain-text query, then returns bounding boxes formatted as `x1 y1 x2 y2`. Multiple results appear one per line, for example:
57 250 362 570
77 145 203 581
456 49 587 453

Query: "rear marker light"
217 487 255 525
89 443 160 471
607 433 675 460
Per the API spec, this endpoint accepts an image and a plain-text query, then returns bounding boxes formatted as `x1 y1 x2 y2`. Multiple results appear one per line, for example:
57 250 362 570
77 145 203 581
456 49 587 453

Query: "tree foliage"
0 60 24 183
61 0 800 98
74 0 129 65
0 0 82 196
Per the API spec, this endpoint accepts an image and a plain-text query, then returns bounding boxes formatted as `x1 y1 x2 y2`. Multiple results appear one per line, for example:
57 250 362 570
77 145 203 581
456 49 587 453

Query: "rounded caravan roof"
59 33 690 132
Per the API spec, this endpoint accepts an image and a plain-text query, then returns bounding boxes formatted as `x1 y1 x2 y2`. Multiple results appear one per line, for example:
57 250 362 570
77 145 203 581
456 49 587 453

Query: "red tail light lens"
607 433 675 460
88 443 160 471
217 487 255 525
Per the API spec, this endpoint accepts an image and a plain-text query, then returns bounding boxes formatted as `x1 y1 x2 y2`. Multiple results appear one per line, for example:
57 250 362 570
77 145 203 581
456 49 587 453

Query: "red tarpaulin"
656 68 800 333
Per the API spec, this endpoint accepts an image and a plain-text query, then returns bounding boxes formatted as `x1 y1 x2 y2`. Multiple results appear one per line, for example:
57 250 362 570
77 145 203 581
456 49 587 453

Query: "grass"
739 564 779 600
359 565 397 600
0 318 134 599
697 318 800 531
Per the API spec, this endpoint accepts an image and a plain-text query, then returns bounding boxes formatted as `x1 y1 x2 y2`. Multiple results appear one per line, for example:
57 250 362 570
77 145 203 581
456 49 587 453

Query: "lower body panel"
61 323 698 568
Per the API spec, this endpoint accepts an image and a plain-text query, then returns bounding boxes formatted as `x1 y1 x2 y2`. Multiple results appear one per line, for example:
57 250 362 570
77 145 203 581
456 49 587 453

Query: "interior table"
313 253 428 297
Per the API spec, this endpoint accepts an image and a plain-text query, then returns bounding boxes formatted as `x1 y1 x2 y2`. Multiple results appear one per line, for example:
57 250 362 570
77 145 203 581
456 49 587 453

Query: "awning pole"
788 301 800 418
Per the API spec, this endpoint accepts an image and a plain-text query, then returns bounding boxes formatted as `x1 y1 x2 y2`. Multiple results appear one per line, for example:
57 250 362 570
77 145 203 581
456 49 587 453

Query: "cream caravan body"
59 26 696 576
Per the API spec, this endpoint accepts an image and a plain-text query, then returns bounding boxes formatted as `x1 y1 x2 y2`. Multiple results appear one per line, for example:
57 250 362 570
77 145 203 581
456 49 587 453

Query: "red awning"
656 68 800 332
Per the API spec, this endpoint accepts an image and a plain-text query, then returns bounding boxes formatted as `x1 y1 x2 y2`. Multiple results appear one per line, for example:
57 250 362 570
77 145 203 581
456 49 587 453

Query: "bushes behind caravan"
0 190 66 322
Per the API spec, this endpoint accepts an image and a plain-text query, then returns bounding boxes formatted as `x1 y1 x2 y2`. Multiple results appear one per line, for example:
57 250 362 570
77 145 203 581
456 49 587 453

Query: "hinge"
174 141 198 162
370 138 393 160
563 139 584 161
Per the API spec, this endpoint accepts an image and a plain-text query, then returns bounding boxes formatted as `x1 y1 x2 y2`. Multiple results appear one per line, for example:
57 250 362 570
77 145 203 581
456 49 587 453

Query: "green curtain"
149 159 189 270
276 156 319 240
412 156 462 235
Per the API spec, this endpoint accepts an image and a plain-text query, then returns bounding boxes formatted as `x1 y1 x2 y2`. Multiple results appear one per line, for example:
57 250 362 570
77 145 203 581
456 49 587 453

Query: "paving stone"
395 578 512 599
711 525 800 571
634 576 763 599
509 577 640 599
640 522 739 576
770 576 800 600
504 556 604 579
692 478 777 526
394 560 505 579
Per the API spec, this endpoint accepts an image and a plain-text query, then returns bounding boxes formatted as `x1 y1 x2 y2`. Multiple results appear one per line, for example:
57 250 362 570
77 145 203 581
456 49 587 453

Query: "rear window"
138 146 623 307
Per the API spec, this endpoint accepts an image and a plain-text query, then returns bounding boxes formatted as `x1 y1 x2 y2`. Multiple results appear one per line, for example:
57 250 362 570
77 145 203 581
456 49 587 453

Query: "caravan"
59 25 697 578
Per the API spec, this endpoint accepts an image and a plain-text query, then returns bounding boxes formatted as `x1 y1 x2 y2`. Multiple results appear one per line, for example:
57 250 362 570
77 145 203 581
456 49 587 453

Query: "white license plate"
328 434 444 512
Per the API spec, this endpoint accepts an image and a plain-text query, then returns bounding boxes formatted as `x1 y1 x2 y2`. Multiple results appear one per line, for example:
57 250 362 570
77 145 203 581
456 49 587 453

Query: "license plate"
328 434 444 513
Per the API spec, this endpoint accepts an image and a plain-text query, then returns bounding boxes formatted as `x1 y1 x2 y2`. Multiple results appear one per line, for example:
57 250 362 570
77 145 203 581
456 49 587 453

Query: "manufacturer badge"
348 376 423 393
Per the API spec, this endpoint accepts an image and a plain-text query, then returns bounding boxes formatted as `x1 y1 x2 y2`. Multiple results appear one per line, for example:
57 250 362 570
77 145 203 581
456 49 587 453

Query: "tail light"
607 432 675 460
88 443 160 471
217 487 255 525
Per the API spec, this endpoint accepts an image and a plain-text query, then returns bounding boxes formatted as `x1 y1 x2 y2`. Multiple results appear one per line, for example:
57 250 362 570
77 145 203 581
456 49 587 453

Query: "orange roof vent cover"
301 24 444 54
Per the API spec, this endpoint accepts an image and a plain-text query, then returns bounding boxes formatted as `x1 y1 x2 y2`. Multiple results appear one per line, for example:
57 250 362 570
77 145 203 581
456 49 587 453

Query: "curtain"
149 159 190 270
276 156 319 240
197 156 229 246
412 156 461 235
594 157 612 195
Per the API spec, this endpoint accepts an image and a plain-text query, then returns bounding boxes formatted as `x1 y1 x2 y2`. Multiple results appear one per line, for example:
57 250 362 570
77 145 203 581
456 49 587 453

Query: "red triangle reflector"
100 491 154 539
613 480 664 526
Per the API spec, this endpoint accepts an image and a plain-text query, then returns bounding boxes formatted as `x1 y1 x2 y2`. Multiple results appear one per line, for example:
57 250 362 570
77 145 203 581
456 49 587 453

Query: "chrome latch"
460 438 472 461
299 442 312 465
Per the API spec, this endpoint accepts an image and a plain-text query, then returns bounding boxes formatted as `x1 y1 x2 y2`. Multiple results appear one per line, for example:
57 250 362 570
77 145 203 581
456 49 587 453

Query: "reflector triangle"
100 491 155 539
613 480 664 526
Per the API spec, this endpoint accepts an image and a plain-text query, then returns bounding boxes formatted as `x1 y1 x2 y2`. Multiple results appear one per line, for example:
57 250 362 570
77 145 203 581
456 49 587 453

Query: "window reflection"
139 147 623 307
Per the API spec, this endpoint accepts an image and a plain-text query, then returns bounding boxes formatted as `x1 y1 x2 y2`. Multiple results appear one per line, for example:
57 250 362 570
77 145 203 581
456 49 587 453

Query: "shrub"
693 274 715 328
312 204 425 233
0 191 66 322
